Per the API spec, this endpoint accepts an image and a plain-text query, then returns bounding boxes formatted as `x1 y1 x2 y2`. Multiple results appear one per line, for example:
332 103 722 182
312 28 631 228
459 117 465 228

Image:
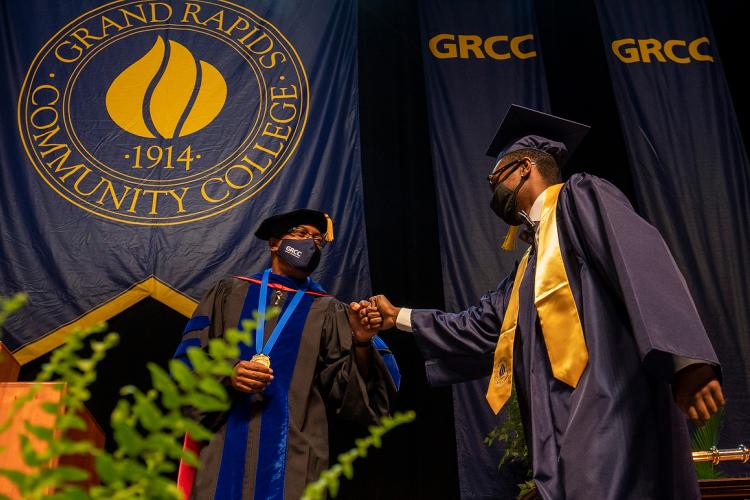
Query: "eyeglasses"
487 159 524 191
286 226 327 248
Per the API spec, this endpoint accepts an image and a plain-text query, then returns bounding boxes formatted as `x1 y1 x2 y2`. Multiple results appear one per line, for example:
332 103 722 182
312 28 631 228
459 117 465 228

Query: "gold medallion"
251 353 271 369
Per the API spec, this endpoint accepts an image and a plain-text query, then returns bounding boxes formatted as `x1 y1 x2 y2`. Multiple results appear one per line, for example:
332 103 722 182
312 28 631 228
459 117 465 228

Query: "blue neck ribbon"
255 268 310 356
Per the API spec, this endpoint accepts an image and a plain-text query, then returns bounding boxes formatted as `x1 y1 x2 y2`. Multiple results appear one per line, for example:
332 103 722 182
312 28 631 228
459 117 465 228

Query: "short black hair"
501 148 561 183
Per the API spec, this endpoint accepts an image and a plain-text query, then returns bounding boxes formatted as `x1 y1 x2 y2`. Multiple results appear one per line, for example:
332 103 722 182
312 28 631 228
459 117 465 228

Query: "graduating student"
174 209 398 500
372 106 724 499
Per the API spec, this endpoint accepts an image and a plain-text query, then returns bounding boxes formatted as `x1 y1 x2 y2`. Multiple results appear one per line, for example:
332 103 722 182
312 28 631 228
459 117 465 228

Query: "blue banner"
0 0 370 362
595 0 750 471
417 1 548 497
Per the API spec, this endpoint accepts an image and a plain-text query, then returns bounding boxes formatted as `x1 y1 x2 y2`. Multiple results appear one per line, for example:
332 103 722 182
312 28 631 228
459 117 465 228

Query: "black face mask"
278 238 321 273
490 174 528 226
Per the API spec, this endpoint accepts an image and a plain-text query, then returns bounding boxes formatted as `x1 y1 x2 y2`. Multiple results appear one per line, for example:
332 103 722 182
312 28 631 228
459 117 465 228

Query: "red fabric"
177 434 201 500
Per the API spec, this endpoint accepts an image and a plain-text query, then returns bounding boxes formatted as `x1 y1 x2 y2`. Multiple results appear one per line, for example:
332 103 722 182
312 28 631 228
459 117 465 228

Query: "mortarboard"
255 209 334 242
486 105 590 167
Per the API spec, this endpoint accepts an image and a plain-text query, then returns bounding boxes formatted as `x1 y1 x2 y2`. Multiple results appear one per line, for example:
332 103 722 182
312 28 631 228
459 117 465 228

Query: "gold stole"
486 184 589 414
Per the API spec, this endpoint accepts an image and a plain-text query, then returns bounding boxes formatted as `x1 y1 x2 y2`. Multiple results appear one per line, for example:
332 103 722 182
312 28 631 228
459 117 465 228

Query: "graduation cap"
486 105 590 168
255 209 334 242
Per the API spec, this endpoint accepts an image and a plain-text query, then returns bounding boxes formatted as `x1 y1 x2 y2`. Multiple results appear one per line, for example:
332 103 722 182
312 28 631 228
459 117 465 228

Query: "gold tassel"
501 225 519 251
324 213 334 242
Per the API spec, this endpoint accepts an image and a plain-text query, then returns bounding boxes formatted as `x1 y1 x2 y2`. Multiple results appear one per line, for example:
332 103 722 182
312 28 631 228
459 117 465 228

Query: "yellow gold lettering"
458 35 484 59
202 10 225 30
269 102 297 124
664 40 690 63
99 15 125 37
97 181 133 209
271 85 298 100
31 84 60 106
71 28 104 49
612 38 639 63
225 164 254 189
688 37 713 62
167 188 189 213
224 16 250 36
30 106 59 130
150 2 172 22
510 34 536 59
181 2 202 23
429 34 457 59
262 122 291 140
201 177 229 203
484 35 510 60
54 41 83 63
127 188 142 213
118 5 148 27
638 39 666 63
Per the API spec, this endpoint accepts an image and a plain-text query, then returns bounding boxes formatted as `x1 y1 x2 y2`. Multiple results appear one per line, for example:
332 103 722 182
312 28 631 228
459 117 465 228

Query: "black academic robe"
174 272 396 500
411 173 720 500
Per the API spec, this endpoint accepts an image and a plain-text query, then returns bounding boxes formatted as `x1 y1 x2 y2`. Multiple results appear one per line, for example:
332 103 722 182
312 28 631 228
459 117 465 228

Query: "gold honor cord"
486 183 589 414
486 250 530 414
535 184 588 388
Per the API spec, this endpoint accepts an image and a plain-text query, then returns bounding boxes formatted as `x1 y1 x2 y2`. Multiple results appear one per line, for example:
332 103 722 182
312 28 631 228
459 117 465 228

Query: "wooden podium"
0 342 20 382
0 345 104 498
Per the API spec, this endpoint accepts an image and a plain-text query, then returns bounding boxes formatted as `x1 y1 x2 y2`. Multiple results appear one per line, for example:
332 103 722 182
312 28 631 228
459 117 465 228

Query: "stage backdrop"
0 0 370 363
595 0 750 472
417 0 549 497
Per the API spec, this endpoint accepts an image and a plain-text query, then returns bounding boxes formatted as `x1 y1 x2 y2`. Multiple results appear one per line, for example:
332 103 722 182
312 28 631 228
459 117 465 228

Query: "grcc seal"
18 0 309 225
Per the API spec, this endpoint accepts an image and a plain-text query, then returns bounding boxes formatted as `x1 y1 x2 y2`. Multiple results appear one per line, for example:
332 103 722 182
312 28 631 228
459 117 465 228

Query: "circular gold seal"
18 0 309 225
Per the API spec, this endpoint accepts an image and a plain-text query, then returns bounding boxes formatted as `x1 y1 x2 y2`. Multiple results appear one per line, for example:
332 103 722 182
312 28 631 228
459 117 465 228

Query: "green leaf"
148 364 180 410
41 402 61 414
197 377 228 401
113 422 143 455
179 419 213 442
0 468 27 488
23 421 54 441
133 392 163 432
95 453 118 483
186 347 210 373
48 465 90 482
19 434 47 467
180 448 201 467
58 413 87 431
170 360 197 391
47 485 89 500
187 393 229 413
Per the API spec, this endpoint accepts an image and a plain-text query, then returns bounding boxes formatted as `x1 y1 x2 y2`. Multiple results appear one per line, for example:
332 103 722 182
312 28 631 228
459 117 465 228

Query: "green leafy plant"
301 410 416 500
0 297 260 500
691 409 725 480
485 383 533 499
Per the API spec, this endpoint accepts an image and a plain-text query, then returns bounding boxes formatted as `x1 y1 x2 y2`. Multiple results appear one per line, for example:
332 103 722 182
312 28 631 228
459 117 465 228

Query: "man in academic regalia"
371 106 725 499
173 209 398 500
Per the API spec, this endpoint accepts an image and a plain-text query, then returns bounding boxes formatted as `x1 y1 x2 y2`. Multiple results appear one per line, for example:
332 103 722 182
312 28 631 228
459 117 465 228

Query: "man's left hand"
674 363 725 426
348 300 381 341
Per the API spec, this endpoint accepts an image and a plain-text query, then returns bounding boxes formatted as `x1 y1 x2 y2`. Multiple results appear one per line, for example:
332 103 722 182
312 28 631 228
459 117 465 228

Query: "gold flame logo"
105 36 227 139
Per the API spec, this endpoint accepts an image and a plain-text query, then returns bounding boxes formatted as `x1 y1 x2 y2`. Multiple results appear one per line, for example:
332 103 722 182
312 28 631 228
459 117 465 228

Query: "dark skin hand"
369 295 726 426
368 294 399 331
231 360 274 394
674 363 725 427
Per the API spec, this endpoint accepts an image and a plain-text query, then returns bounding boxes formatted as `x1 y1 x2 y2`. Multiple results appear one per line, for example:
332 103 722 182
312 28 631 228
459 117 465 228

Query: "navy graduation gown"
411 173 720 499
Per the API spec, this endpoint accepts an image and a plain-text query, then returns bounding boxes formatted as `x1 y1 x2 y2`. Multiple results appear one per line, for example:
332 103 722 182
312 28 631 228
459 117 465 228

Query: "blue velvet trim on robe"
373 336 401 390
172 338 202 360
182 315 210 336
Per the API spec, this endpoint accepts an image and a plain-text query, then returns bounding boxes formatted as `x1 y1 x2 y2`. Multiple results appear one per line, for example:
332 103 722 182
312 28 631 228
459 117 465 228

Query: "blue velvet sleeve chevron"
173 315 211 367
373 336 400 391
